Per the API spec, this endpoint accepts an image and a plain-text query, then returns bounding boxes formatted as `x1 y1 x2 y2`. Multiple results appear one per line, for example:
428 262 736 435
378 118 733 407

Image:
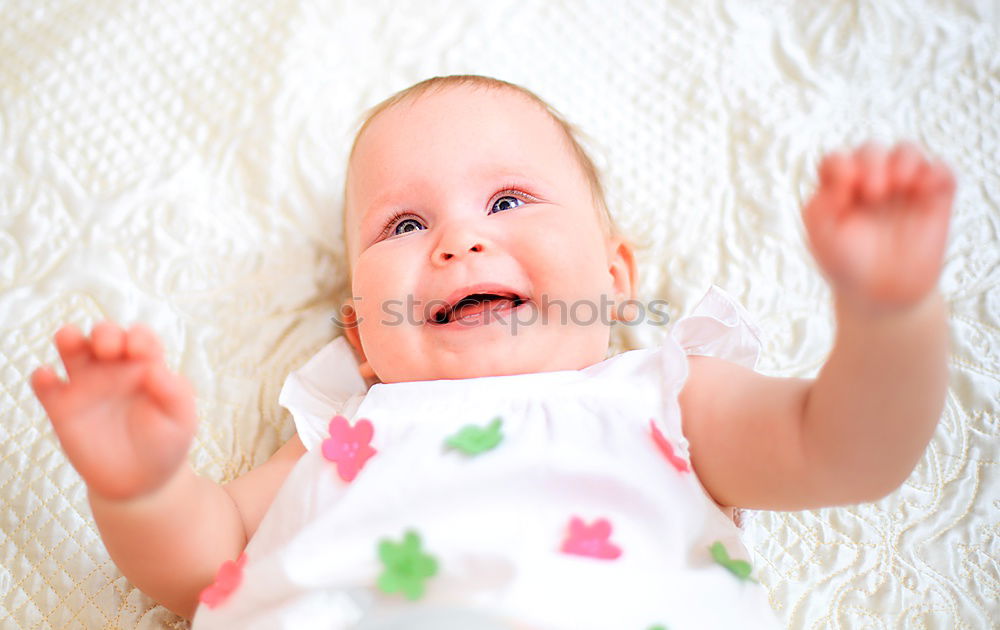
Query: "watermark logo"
330 295 670 333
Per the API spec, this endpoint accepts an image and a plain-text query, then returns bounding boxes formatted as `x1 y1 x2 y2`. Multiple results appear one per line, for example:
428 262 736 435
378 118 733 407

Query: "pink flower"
198 553 247 609
560 516 622 560
650 419 690 474
322 415 377 482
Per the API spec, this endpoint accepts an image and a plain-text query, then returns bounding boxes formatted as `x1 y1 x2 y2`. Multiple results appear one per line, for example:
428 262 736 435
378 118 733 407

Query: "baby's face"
344 85 633 383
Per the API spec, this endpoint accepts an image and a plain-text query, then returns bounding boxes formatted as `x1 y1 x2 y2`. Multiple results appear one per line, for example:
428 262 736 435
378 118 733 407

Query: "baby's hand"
802 143 955 311
30 323 198 502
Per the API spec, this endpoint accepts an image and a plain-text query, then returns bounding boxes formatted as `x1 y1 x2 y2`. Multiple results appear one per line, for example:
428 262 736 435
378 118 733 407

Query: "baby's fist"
802 143 955 310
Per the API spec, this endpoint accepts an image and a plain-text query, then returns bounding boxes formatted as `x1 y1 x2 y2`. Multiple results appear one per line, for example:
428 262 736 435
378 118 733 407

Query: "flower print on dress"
560 516 622 560
649 419 690 474
709 541 755 582
444 416 504 455
198 553 247 609
377 530 439 600
322 415 377 482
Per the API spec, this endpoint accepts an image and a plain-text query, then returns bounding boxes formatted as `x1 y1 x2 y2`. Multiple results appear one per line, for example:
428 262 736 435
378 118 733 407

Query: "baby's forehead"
346 85 573 199
352 85 557 158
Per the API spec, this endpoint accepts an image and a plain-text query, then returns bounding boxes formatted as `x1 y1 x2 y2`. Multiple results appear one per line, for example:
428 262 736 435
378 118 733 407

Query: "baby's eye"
390 216 426 236
490 195 524 214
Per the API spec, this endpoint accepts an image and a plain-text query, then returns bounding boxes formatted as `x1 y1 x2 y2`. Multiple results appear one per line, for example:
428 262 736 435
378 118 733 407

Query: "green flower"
445 416 504 455
377 530 438 600
709 541 755 582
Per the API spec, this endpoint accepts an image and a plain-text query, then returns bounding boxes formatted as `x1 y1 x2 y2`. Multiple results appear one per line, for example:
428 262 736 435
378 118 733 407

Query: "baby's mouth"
430 293 528 325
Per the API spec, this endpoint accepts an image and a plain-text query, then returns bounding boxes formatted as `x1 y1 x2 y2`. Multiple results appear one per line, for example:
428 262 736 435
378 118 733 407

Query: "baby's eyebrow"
355 204 393 242
357 182 425 223
356 168 548 226
351 186 400 225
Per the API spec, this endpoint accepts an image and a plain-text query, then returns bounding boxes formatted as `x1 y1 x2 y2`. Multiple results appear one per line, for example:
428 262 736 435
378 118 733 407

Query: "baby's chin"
367 325 613 383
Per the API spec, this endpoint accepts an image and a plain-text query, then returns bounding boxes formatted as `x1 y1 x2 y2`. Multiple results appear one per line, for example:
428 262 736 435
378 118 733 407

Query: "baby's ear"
340 302 380 385
607 236 638 321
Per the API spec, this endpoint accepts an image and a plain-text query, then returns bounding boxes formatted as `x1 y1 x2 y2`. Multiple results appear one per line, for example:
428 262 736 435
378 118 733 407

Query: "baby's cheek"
352 259 414 320
359 327 399 379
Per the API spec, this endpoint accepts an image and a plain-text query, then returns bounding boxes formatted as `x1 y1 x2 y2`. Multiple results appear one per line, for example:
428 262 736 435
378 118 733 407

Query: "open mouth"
430 292 528 325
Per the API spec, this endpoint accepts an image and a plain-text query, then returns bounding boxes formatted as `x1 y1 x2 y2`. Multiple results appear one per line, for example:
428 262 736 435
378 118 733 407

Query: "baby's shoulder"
582 345 666 383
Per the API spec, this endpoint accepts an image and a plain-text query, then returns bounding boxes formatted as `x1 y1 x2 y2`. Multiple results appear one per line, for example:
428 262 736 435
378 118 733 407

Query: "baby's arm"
680 144 954 511
30 323 304 619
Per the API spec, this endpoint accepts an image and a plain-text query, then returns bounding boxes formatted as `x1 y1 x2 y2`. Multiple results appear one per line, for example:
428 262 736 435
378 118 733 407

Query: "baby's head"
341 75 636 384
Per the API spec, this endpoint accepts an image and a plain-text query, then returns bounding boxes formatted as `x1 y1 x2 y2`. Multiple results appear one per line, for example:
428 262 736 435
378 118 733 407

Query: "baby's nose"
432 224 489 264
437 242 484 262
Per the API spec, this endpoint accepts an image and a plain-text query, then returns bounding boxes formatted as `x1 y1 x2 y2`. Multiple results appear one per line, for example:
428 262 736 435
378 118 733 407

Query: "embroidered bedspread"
1 1 996 627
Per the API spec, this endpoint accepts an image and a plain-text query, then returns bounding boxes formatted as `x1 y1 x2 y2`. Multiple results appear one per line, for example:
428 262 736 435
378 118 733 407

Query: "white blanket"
1 1 997 627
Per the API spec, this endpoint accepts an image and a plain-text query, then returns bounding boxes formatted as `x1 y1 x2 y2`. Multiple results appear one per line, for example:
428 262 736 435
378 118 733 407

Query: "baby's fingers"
818 152 853 190
816 152 856 216
141 363 197 431
124 324 163 362
54 324 92 378
856 144 889 205
914 160 957 200
91 321 125 361
886 143 922 195
30 366 69 421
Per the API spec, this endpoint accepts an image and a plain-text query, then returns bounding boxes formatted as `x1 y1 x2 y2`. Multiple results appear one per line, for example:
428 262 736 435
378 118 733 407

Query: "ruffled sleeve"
669 285 763 369
666 285 764 528
277 336 370 451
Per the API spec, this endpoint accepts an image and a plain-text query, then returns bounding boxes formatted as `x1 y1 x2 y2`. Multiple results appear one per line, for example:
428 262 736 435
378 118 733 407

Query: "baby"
31 75 955 629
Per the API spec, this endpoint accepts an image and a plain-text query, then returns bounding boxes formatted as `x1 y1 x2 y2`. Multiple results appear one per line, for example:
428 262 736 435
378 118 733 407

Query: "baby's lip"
430 283 530 325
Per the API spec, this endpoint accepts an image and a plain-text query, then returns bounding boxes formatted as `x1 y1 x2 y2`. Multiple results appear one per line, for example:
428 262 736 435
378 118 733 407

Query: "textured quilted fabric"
1 1 997 628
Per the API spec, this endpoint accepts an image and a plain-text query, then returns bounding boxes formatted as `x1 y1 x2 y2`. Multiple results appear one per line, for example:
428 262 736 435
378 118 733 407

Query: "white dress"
192 286 781 630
